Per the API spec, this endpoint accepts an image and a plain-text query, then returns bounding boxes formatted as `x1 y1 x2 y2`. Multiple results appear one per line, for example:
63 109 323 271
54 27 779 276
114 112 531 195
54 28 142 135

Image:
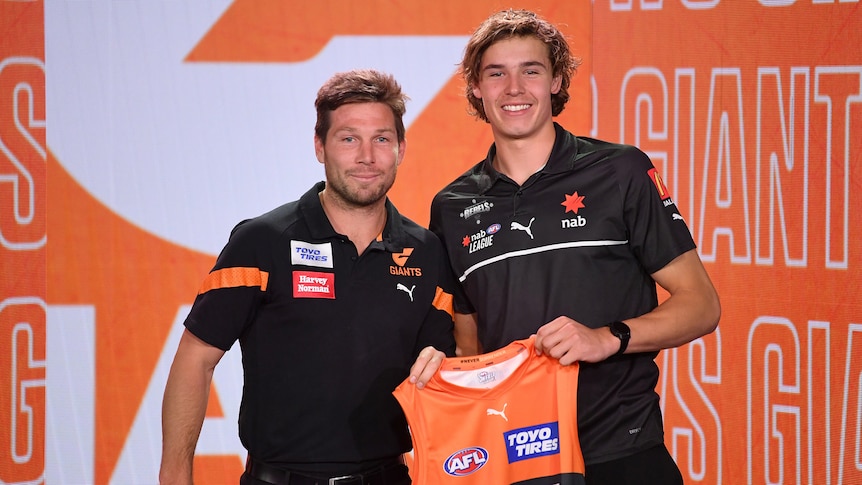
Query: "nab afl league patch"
290 240 333 268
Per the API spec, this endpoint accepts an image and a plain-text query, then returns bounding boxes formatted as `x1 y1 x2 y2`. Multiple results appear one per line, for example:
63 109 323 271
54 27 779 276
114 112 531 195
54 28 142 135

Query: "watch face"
611 321 630 338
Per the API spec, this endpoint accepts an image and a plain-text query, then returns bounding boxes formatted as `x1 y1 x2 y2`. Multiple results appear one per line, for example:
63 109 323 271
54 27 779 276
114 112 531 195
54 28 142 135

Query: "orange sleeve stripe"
433 286 454 319
198 267 269 294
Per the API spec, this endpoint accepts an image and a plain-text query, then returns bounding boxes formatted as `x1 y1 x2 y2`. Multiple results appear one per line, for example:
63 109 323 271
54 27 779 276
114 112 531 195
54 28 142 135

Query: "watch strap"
608 320 630 356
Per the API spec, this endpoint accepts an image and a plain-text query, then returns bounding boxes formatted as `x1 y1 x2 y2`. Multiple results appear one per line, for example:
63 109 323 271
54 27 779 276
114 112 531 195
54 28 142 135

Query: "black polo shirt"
185 181 456 474
429 123 696 464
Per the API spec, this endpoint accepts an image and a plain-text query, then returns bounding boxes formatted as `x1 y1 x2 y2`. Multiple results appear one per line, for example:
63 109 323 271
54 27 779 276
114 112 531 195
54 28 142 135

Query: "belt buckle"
328 474 362 485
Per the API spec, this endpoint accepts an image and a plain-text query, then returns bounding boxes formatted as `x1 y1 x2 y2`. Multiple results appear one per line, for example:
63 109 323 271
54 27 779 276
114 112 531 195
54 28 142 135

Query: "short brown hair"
460 9 581 122
314 69 409 142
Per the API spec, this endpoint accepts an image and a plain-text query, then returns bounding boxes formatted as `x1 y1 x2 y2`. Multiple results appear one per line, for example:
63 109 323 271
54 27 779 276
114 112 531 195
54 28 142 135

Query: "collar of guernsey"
299 180 411 252
471 122 581 195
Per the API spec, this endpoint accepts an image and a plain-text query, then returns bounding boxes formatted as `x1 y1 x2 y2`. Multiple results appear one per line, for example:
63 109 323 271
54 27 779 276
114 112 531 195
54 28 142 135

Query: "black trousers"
239 463 411 485
585 444 684 485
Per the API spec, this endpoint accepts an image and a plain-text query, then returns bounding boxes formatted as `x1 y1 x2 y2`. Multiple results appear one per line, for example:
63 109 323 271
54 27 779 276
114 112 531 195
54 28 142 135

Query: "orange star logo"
561 192 586 214
462 235 471 247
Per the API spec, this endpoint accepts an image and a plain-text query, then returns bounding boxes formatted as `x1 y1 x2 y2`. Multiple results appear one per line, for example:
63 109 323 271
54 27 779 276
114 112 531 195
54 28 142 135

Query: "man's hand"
408 346 445 389
535 249 722 367
534 316 619 365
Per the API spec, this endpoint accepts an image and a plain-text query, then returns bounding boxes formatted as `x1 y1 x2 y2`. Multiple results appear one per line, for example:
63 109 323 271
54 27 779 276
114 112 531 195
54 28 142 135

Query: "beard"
324 165 397 208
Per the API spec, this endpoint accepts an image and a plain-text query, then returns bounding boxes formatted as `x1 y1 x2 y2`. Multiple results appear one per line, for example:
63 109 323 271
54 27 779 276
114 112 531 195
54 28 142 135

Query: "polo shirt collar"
473 122 579 195
299 181 409 251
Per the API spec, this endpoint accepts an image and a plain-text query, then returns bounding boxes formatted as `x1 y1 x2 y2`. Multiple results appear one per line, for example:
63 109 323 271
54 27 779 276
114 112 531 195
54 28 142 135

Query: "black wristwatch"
608 321 631 356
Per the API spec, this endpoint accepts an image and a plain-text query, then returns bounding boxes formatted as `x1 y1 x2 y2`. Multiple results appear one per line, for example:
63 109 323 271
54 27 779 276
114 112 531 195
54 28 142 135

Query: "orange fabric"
432 287 454 319
20 1 859 483
198 267 269 294
394 337 584 484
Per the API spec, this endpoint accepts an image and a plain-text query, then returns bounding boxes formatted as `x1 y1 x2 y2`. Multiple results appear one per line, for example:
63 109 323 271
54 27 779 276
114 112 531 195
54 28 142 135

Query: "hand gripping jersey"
393 337 585 485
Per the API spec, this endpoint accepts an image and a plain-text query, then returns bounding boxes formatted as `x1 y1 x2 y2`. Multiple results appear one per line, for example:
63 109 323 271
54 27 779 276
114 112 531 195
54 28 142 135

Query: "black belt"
245 456 407 485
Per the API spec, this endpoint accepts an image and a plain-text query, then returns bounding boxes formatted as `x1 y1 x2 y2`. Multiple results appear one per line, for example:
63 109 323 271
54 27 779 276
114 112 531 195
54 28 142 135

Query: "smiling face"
471 36 562 143
314 102 404 209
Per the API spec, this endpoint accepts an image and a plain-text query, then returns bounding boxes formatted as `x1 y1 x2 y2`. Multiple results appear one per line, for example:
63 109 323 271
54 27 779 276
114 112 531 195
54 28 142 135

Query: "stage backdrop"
1 1 860 484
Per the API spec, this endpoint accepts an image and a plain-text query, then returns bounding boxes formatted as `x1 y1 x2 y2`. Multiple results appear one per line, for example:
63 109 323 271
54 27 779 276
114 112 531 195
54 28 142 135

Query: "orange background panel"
1 1 860 484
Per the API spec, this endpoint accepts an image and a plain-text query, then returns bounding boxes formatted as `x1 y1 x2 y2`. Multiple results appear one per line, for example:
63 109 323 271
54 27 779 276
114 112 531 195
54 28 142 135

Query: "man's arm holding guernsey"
535 249 720 365
428 190 485 358
453 312 483 357
159 329 226 485
407 242 462 387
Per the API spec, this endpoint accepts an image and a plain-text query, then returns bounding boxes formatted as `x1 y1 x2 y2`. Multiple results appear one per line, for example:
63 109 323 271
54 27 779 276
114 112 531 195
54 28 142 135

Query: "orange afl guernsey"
393 337 586 484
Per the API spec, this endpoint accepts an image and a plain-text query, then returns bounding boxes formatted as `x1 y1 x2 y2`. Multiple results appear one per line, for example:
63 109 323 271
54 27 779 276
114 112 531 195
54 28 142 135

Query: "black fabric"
243 457 411 485
430 123 696 464
185 182 455 471
584 444 683 485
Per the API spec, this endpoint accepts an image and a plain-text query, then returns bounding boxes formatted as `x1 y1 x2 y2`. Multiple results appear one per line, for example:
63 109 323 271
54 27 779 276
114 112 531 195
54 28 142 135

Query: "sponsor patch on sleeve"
504 422 560 463
293 271 335 299
290 240 333 268
647 168 672 201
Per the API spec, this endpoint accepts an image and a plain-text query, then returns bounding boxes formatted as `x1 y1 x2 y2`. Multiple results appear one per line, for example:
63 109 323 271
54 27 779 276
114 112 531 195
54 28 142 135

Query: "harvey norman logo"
293 271 335 299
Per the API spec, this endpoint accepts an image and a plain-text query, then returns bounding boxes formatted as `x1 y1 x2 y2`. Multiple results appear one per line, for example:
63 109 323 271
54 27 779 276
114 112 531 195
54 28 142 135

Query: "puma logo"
672 213 684 221
486 403 508 421
510 217 535 239
396 283 416 302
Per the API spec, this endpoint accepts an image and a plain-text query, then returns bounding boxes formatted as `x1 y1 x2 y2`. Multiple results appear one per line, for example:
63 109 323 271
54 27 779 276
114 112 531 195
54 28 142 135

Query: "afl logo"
444 447 489 476
486 223 501 235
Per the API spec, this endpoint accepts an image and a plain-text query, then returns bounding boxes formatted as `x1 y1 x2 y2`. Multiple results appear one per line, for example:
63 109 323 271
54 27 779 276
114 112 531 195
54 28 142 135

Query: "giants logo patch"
504 422 560 463
293 271 334 299
390 247 421 276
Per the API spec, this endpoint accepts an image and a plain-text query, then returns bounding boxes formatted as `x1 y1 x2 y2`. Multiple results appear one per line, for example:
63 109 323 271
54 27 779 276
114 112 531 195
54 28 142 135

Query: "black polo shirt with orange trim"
429 123 696 465
184 181 456 475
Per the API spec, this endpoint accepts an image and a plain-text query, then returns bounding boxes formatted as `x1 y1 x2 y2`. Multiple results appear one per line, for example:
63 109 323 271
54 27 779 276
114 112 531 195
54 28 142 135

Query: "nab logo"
562 215 587 228
443 447 489 476
561 191 586 214
464 226 496 254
